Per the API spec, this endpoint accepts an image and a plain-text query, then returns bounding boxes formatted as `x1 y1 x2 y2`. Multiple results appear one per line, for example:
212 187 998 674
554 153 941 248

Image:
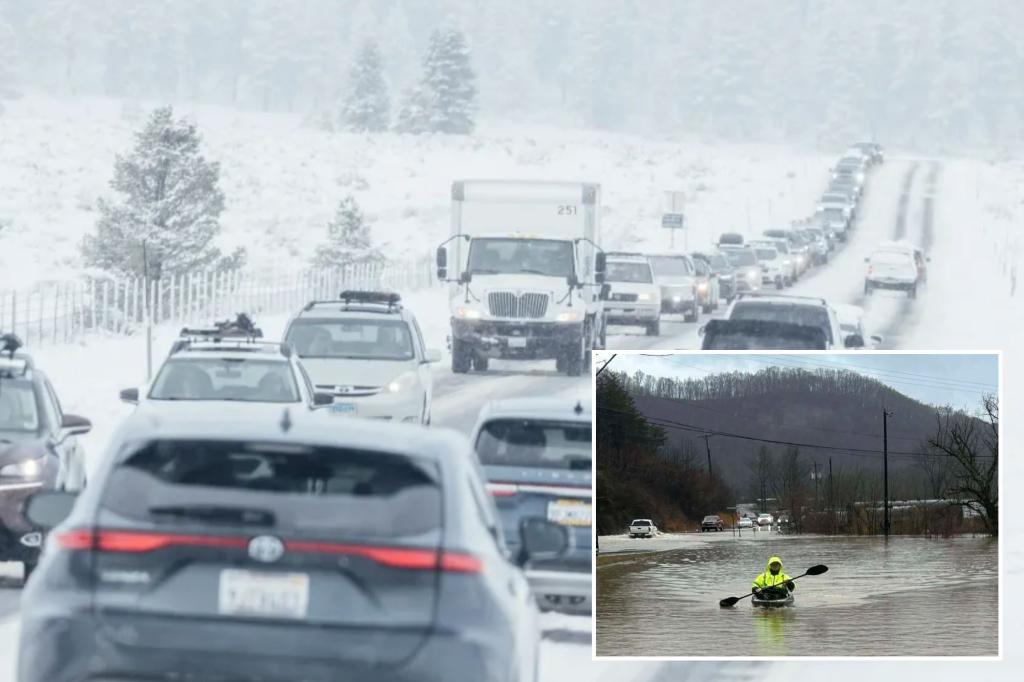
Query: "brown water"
596 535 998 657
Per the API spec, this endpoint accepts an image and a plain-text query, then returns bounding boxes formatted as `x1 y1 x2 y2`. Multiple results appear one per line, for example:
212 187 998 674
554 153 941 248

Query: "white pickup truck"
629 519 657 538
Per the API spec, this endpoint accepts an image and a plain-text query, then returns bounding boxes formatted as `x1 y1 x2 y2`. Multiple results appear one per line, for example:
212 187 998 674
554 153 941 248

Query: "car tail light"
487 483 519 497
55 529 481 573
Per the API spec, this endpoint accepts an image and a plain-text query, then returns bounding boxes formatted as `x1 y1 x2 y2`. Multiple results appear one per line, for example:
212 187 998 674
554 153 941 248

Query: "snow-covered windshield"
704 254 730 271
286 318 415 361
824 208 845 219
149 358 300 402
729 303 833 343
467 238 574 278
475 418 591 470
871 251 915 266
723 249 757 266
704 328 827 350
0 380 40 433
606 261 653 283
754 248 777 260
649 255 694 277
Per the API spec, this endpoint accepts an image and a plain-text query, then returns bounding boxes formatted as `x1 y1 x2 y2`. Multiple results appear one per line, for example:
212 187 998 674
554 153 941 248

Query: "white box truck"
435 180 607 376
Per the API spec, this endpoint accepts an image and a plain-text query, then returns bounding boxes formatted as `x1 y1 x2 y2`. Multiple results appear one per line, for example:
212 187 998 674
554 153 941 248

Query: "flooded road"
596 533 998 657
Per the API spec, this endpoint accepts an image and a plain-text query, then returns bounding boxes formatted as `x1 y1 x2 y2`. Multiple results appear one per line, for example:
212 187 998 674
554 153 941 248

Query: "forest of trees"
0 0 1021 153
602 366 998 537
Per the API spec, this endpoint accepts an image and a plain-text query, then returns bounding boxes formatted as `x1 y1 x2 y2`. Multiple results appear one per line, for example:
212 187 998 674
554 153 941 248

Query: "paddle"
718 564 829 608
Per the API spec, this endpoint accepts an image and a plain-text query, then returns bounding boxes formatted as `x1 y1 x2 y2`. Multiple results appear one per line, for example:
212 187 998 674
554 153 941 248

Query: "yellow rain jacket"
752 556 795 591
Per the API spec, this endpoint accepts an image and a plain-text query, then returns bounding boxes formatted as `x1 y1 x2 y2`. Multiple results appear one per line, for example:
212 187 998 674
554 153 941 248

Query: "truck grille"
610 292 637 302
487 292 549 319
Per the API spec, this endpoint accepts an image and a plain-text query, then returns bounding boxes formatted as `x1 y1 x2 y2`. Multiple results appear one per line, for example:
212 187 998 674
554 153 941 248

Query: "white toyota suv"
283 291 441 424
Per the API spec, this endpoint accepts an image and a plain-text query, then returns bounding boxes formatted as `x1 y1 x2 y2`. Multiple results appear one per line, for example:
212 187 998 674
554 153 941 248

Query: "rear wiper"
148 505 275 527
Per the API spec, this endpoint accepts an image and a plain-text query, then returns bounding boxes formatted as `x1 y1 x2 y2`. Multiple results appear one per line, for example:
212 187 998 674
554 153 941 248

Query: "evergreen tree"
83 107 243 279
340 40 390 132
313 195 383 269
400 26 477 134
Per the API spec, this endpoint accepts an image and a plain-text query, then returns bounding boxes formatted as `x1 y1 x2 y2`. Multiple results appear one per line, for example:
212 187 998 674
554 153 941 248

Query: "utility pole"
595 353 618 377
829 457 834 535
883 408 892 538
702 434 713 480
142 240 153 382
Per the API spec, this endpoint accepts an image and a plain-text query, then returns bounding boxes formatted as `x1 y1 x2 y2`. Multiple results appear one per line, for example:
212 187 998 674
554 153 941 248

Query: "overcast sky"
597 353 998 413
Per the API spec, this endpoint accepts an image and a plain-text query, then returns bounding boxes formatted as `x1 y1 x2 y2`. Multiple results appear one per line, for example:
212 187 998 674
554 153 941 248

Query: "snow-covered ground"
2 94 1022 680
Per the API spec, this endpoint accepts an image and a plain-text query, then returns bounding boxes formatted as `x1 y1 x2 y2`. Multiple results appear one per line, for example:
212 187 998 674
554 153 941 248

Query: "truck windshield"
467 238 574 278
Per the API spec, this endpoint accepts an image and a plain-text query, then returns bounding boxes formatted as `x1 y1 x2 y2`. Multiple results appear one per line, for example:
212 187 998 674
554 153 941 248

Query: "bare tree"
926 396 998 536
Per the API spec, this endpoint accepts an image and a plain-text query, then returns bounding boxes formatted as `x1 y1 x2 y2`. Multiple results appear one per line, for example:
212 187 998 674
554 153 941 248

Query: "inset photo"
594 351 1000 659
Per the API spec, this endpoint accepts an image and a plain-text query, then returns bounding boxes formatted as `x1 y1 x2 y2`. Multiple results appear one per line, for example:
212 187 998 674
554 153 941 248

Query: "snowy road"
0 157 1015 680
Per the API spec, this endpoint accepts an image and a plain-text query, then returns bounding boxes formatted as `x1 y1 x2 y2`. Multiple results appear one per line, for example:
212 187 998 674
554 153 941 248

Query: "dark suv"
0 333 91 580
701 515 725 532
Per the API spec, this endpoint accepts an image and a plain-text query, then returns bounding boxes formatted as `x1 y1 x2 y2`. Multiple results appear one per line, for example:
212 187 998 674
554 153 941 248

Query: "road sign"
662 213 684 229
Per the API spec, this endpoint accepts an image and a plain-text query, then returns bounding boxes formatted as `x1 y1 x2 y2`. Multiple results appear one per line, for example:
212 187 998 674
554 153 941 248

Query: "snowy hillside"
0 93 838 289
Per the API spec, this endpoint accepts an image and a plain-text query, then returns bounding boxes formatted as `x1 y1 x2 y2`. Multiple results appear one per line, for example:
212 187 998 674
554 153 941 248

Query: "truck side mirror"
599 283 611 300
595 252 606 274
567 274 580 288
436 248 448 280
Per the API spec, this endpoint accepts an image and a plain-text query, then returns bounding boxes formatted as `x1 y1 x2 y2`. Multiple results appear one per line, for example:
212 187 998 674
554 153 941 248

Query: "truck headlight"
387 371 419 393
556 311 583 322
0 458 42 479
636 293 655 301
746 269 759 281
696 282 708 292
455 306 483 319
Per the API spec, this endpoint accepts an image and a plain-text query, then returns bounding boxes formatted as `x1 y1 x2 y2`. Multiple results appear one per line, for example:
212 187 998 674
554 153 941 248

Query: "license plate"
507 337 528 348
331 402 357 414
218 569 309 619
547 499 592 527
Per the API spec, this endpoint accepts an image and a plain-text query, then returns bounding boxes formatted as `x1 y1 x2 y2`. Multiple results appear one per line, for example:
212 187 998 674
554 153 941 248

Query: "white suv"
283 291 441 424
726 293 851 349
747 241 787 289
602 253 662 336
864 249 920 299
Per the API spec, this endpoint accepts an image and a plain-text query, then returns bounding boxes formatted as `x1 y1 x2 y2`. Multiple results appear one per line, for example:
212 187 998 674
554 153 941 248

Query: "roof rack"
303 290 403 313
0 333 33 377
169 314 291 357
734 292 828 306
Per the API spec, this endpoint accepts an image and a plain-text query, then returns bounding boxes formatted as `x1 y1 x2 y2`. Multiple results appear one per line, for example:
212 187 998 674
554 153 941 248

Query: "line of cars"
10 291 594 681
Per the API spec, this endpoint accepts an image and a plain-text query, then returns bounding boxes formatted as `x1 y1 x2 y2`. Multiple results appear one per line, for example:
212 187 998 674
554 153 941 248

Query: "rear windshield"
723 249 757 266
754 248 777 260
475 419 591 470
149 358 300 402
704 330 826 350
606 261 653 283
100 439 442 540
649 256 694 277
0 379 40 433
730 303 832 342
286 318 415 361
824 208 845 219
631 520 651 526
871 251 914 266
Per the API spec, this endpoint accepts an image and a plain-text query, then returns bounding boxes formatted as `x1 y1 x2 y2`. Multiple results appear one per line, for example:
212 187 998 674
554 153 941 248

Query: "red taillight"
56 529 481 573
487 483 518 497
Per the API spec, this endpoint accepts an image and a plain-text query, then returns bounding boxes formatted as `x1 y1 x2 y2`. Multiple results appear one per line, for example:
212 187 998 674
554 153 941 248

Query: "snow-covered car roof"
830 303 866 324
474 397 591 424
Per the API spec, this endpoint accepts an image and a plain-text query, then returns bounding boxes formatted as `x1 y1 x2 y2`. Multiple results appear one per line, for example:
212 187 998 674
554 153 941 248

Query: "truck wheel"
451 339 471 373
562 337 585 377
473 354 489 372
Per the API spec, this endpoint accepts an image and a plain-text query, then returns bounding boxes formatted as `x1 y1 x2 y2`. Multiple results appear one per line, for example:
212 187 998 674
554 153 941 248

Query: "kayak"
752 588 794 608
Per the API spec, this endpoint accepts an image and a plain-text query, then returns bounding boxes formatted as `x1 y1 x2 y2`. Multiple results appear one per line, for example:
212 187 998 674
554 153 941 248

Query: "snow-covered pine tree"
404 26 477 134
394 84 430 134
83 106 244 280
313 195 383 269
340 40 390 132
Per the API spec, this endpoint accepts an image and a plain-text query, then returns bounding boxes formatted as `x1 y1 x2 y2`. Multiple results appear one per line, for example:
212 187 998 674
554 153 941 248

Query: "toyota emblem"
248 535 284 563
335 385 353 395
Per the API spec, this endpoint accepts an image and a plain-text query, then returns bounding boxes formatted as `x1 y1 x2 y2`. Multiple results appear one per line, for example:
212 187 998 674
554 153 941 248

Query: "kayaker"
752 556 795 598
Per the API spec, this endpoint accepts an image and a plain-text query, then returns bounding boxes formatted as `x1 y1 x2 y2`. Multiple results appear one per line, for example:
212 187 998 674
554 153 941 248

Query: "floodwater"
596 533 998 657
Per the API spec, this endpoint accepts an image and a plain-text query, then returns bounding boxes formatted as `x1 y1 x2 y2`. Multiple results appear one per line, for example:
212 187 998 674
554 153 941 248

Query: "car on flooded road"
471 398 592 615
701 515 725 532
18 409 565 682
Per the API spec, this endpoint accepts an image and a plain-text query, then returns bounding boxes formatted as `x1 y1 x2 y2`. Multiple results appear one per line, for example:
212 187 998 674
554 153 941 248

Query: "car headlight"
556 310 582 322
746 269 759 280
636 293 655 301
387 370 420 394
782 258 791 266
796 255 805 264
455 306 483 319
0 458 43 479
696 282 708 292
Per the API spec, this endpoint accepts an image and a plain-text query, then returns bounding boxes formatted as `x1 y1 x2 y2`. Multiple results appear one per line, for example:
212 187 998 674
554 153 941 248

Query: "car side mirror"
312 392 335 407
863 257 870 263
870 334 883 346
518 517 569 566
459 271 472 284
424 348 442 363
60 413 92 437
119 387 139 404
23 491 77 530
697 325 706 336
845 334 864 348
